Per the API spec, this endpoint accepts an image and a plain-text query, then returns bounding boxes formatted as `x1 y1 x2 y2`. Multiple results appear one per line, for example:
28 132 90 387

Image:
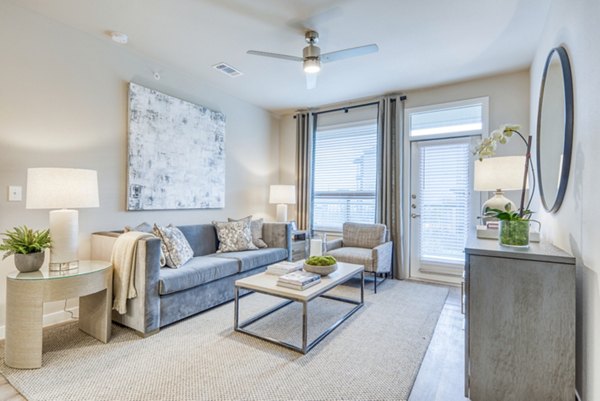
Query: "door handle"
411 213 421 218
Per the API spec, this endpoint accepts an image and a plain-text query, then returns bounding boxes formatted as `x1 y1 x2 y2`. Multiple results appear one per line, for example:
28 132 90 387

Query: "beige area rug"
0 280 448 401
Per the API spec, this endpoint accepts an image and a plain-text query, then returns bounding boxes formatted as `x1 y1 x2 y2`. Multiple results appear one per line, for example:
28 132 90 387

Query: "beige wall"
405 69 530 159
0 3 279 331
529 0 600 398
278 70 531 220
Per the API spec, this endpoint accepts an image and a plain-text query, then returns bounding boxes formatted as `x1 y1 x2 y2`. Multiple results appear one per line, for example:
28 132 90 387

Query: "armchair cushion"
326 238 343 252
327 247 375 272
343 222 387 249
327 243 393 274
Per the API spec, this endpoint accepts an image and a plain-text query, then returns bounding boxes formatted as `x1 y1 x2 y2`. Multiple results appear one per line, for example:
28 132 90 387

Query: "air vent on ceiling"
212 62 243 77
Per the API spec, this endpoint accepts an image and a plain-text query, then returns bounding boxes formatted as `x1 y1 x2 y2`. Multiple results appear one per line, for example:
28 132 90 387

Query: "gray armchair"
325 222 393 293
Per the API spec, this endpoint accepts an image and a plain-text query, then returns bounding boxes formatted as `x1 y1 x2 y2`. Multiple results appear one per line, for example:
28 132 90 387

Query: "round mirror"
536 46 574 213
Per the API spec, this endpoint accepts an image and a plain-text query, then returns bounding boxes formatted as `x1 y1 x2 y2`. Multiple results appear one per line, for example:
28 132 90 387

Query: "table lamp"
26 168 99 271
474 156 528 218
269 185 296 222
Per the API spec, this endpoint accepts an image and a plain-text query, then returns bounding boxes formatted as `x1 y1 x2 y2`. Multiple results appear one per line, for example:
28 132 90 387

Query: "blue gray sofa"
91 222 291 336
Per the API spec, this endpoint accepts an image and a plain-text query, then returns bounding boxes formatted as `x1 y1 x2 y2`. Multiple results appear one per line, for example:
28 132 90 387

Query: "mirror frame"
536 46 574 213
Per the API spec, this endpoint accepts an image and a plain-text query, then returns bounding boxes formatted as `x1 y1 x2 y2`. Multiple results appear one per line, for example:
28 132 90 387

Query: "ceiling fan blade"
246 50 303 62
306 73 318 90
321 44 379 63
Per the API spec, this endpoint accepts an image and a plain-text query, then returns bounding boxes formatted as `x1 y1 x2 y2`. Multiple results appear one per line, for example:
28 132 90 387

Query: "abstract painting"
127 82 226 210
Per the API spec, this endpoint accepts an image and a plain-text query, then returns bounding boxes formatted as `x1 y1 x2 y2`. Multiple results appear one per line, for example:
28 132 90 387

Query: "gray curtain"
295 112 314 231
377 95 407 279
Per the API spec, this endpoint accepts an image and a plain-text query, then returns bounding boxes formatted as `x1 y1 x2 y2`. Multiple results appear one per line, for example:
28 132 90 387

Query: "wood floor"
0 284 466 401
0 375 24 401
409 285 469 401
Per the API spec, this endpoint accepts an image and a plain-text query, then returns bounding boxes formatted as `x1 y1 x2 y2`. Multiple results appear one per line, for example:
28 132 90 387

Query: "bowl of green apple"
303 255 338 276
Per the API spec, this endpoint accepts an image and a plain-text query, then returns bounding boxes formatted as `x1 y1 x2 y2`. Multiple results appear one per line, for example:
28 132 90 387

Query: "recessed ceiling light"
109 31 128 44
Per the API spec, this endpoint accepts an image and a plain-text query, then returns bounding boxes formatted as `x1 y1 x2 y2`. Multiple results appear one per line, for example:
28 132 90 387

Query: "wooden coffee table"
234 262 364 354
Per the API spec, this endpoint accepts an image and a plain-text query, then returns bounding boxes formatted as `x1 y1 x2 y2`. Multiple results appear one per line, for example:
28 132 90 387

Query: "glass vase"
498 220 530 248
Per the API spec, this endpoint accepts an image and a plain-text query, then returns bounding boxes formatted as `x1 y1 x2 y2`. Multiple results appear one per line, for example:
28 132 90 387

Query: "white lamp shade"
26 168 99 209
474 156 528 191
269 185 296 204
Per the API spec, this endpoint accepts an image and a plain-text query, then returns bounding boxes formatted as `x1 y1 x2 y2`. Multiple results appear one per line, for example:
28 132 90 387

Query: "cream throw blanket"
111 231 154 314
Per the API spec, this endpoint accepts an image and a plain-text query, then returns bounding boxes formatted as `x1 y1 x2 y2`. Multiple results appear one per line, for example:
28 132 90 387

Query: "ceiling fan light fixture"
303 58 321 74
109 31 128 44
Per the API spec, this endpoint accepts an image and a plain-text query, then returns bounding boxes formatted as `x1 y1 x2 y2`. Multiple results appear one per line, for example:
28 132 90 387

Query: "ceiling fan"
247 31 378 89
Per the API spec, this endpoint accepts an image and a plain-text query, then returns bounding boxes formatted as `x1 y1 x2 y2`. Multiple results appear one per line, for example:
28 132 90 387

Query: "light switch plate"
8 186 22 201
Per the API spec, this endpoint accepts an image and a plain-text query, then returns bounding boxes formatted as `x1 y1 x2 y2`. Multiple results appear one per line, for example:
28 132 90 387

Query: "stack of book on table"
277 271 321 290
266 261 304 276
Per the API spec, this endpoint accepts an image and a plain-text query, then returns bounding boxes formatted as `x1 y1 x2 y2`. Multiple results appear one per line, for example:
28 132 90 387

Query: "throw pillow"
213 219 258 253
153 224 194 268
228 216 268 248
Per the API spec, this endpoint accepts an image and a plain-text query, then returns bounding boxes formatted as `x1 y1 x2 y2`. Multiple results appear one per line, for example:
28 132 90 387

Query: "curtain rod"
294 95 407 118
313 101 379 116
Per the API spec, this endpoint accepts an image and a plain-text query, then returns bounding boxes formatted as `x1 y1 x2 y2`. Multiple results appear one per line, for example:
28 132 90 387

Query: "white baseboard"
0 307 79 341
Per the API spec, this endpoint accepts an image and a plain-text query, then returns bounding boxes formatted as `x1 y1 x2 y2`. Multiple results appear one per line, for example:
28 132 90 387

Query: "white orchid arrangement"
473 124 521 160
473 124 535 218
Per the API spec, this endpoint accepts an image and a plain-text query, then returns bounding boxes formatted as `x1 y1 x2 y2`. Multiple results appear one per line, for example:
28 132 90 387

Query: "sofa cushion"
178 224 219 256
343 222 387 249
158 256 239 295
327 247 374 272
212 248 287 272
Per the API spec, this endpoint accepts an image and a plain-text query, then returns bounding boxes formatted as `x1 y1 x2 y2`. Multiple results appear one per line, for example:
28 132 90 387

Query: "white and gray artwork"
127 82 226 210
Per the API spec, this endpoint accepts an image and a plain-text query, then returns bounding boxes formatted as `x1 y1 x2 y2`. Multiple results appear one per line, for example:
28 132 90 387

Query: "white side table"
5 260 112 369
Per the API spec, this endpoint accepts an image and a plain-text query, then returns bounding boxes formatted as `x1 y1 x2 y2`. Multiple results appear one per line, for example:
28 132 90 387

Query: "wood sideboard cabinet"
464 237 576 401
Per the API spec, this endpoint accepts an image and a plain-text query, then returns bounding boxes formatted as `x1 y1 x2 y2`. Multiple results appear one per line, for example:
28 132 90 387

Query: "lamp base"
276 204 288 222
49 260 79 271
481 191 516 223
49 209 79 271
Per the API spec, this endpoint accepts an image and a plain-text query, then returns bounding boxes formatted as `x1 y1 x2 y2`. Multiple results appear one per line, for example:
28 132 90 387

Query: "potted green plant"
0 226 52 272
304 255 338 276
485 205 539 248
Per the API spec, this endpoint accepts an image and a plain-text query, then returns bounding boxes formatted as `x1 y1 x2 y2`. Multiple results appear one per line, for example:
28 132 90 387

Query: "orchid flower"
473 124 522 160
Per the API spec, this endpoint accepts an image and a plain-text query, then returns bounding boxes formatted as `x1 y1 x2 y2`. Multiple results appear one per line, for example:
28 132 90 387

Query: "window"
408 98 488 140
312 105 379 232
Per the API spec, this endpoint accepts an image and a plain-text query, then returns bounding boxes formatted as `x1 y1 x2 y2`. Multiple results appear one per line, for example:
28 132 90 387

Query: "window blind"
312 121 378 232
418 140 471 264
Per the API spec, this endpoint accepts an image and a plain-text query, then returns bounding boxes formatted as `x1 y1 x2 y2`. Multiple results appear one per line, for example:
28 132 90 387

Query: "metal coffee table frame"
234 271 364 354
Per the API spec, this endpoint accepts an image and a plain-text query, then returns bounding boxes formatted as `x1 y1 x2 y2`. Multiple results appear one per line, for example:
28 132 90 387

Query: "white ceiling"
13 0 551 114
